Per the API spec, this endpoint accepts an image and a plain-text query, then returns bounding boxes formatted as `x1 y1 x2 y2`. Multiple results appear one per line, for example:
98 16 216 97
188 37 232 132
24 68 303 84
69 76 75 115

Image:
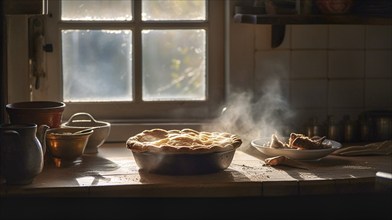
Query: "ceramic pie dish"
126 128 242 175
131 149 237 175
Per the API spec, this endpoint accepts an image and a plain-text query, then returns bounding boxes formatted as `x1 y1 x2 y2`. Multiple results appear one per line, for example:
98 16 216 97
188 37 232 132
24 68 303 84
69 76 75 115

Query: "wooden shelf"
234 13 392 25
233 6 391 48
233 5 392 25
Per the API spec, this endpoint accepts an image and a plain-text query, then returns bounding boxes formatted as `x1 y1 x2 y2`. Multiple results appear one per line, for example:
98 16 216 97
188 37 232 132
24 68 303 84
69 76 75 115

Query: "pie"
269 133 331 150
288 133 329 150
126 128 242 154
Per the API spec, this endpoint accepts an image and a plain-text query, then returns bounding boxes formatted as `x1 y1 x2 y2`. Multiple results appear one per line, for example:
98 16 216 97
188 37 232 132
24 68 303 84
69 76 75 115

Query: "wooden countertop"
1 142 391 198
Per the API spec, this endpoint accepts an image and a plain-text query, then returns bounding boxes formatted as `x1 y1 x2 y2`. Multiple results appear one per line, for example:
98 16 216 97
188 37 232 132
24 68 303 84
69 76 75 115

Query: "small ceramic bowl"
61 112 111 154
6 101 66 128
46 127 93 162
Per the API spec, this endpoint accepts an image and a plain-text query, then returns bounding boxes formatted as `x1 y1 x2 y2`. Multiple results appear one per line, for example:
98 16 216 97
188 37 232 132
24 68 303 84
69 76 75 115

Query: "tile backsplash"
230 23 392 134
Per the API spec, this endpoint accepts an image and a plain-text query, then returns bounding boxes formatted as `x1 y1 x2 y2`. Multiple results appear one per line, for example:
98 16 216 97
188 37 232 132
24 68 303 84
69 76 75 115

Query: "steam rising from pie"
202 77 295 150
126 128 242 153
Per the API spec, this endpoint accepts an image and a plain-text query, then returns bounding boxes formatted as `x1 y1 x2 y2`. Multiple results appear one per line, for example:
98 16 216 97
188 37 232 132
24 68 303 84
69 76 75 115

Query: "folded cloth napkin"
332 140 392 156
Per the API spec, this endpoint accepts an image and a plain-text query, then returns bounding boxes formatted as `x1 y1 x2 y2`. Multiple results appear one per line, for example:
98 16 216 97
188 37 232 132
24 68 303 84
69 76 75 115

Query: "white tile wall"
365 25 392 49
328 50 365 78
328 80 364 108
231 19 392 132
365 50 392 78
365 79 392 109
254 50 290 80
254 78 290 104
254 25 272 50
329 25 365 49
291 25 328 49
291 79 328 108
291 51 328 78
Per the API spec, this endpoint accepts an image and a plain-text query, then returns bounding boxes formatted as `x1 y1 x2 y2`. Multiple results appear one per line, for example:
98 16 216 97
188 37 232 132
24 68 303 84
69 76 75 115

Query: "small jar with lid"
359 114 372 142
327 115 343 142
343 115 359 143
306 117 326 138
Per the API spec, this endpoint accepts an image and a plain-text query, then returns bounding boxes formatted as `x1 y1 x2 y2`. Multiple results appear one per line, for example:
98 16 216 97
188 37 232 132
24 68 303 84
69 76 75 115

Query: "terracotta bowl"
6 101 66 128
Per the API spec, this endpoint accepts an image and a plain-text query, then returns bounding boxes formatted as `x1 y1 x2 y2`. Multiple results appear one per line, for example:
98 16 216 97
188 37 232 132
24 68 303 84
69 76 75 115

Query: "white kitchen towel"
332 140 392 156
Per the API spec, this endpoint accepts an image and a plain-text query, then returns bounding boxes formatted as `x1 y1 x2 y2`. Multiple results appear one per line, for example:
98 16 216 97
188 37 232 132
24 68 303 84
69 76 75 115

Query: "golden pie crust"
126 128 242 154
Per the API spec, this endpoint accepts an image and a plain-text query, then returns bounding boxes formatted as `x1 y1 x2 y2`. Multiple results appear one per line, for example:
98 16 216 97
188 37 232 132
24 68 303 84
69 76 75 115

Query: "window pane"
62 30 133 102
142 29 206 101
61 0 132 21
142 0 206 21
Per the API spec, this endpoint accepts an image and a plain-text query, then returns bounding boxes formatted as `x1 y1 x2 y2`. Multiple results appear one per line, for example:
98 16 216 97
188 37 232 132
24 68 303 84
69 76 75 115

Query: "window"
42 0 225 122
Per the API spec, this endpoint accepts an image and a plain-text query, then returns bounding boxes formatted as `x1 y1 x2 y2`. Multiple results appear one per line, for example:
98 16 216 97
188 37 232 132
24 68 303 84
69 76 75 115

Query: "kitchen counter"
1 142 391 197
1 142 391 219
